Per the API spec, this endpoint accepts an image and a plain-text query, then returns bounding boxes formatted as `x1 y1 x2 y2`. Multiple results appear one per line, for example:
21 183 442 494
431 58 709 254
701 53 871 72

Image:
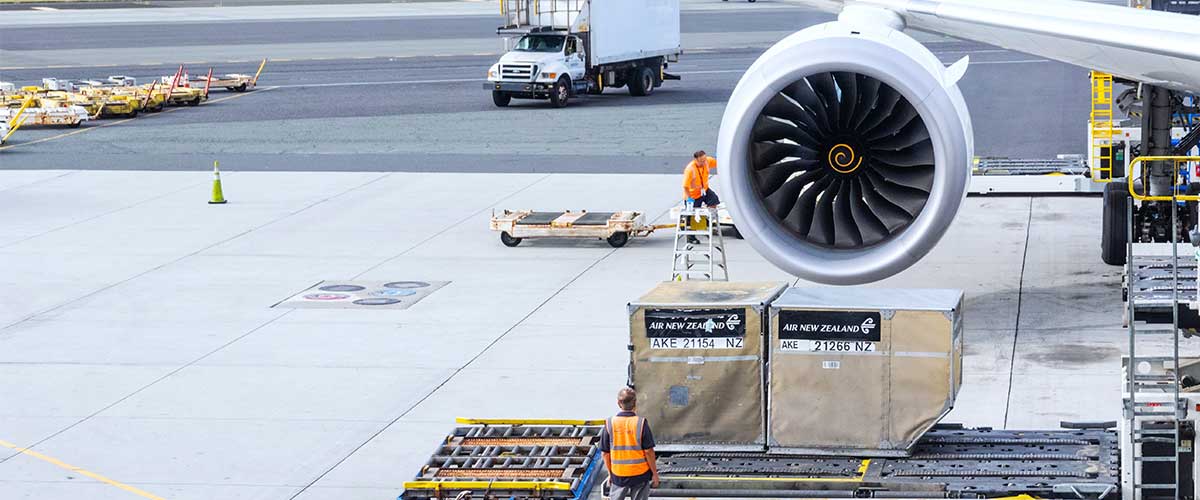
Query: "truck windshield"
513 35 566 53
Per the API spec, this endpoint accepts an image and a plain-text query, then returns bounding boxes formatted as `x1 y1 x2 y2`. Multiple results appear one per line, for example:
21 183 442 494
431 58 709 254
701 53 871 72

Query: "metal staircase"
1091 71 1116 182
1125 178 1186 499
670 205 728 281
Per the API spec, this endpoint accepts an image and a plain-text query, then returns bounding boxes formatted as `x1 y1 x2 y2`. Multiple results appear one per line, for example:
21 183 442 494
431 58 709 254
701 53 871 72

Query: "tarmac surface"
0 168 1169 500
0 0 1091 171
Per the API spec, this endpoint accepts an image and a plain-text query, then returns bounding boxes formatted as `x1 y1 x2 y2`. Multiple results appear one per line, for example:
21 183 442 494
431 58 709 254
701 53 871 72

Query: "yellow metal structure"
1126 156 1200 201
1090 71 1115 182
402 480 572 491
2 97 35 143
454 417 604 426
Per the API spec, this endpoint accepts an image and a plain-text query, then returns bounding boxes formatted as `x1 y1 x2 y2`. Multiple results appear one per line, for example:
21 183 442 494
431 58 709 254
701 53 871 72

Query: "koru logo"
859 317 877 336
725 314 742 330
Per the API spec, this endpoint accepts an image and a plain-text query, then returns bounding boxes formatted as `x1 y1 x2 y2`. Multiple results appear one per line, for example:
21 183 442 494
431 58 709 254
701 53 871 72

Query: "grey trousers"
610 480 652 500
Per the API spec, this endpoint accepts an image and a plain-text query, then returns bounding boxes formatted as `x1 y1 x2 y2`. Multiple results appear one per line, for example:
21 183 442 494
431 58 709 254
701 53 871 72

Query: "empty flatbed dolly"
400 419 603 500
490 210 672 248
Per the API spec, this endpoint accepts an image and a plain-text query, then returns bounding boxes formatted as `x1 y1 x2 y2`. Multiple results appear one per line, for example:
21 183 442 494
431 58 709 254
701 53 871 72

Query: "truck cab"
486 32 589 108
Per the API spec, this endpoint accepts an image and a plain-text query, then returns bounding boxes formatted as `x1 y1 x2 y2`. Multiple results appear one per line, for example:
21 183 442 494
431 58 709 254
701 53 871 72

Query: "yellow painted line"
0 438 166 500
0 87 275 151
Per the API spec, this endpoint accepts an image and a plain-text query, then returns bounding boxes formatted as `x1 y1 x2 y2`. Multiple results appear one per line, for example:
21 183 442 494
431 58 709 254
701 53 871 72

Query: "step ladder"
1090 71 1116 182
1125 190 1186 499
670 205 728 281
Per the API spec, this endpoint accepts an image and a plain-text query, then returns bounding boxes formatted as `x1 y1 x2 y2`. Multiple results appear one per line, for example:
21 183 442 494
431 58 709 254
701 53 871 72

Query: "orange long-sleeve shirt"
682 157 717 199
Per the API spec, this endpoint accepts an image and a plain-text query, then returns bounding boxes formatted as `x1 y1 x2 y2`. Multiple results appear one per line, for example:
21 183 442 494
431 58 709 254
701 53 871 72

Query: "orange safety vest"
682 157 716 200
606 415 650 477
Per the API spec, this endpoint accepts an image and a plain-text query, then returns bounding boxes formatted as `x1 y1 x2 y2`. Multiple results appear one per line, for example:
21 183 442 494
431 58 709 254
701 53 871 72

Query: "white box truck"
485 0 681 107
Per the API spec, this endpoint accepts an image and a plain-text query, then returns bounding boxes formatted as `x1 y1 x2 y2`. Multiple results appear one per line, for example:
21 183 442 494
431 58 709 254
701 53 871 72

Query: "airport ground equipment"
486 0 681 107
969 157 1103 195
187 59 267 92
399 420 603 500
490 209 669 247
0 101 89 128
670 206 729 281
767 288 963 456
627 281 787 451
0 96 33 145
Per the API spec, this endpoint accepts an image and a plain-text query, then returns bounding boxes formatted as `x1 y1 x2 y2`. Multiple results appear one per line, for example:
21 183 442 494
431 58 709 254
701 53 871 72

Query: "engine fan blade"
864 169 929 216
781 80 833 136
753 115 821 146
857 175 915 232
850 76 882 130
806 179 840 246
831 179 863 248
764 169 823 218
806 72 841 131
871 139 934 167
753 142 818 168
833 72 859 132
847 180 891 246
855 85 902 133
868 118 930 150
870 162 935 192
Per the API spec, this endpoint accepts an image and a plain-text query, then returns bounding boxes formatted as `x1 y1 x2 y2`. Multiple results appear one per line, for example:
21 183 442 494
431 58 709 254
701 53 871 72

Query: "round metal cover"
371 289 417 297
319 284 366 292
384 281 430 289
304 293 350 301
353 298 403 306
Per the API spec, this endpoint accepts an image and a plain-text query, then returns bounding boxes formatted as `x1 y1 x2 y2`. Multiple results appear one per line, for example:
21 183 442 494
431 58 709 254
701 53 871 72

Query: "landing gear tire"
492 90 511 107
629 66 655 97
550 77 570 108
606 231 629 248
1102 179 1129 266
500 231 522 247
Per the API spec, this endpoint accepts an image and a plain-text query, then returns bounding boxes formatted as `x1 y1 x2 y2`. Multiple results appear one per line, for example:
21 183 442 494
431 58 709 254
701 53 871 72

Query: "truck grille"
500 63 537 80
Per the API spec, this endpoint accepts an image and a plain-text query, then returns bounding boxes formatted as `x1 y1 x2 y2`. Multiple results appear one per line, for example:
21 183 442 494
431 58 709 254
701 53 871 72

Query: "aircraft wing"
786 0 1200 92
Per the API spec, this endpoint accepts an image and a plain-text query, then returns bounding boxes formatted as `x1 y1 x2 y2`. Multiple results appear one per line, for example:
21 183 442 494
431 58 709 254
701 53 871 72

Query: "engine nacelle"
717 19 973 285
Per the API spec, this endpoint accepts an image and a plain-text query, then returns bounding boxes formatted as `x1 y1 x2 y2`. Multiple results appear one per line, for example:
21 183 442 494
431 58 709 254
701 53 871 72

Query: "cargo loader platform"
401 421 1120 500
400 420 604 500
1124 253 1199 328
490 210 673 248
652 425 1120 499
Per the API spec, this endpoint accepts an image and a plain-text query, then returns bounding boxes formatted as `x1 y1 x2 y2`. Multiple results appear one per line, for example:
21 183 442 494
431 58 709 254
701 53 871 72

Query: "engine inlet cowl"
717 21 973 285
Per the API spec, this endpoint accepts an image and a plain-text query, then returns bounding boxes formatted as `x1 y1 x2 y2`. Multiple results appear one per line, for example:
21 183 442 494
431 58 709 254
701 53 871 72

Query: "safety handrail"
1126 156 1200 201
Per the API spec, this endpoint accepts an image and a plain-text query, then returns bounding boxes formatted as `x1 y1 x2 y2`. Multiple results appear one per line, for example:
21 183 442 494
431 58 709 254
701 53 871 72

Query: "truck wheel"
1101 179 1129 266
629 66 655 97
550 77 570 108
189 97 201 106
607 232 629 248
492 91 511 107
236 83 248 92
500 232 522 247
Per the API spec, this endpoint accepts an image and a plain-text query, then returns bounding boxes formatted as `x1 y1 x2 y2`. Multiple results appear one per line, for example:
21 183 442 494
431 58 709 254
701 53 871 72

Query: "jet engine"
717 15 974 285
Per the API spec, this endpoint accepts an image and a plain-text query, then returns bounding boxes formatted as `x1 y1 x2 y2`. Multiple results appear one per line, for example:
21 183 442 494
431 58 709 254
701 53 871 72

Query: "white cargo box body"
588 0 680 66
768 288 964 457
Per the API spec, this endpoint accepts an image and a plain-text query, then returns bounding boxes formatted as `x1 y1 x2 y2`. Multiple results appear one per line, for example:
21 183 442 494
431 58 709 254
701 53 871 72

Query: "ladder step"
1134 437 1177 444
1133 356 1179 363
1134 456 1178 462
1134 484 1177 489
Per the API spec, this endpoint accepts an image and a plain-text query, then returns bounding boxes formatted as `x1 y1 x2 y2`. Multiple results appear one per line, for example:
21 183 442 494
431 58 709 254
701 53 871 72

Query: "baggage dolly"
490 210 672 248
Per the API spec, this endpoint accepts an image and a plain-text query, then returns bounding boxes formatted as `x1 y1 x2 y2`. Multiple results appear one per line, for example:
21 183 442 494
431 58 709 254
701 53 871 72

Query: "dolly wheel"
607 232 629 248
500 231 522 247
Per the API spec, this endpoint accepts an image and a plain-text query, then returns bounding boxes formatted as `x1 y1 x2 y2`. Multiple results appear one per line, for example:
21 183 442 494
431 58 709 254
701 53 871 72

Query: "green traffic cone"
209 161 227 204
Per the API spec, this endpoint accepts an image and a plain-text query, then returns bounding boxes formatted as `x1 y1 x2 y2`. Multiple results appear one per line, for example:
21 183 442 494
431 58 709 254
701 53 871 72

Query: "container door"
630 306 764 449
770 308 888 453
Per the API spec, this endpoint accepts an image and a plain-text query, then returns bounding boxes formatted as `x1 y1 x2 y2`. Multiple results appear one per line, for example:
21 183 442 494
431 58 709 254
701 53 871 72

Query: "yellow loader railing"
1127 156 1200 201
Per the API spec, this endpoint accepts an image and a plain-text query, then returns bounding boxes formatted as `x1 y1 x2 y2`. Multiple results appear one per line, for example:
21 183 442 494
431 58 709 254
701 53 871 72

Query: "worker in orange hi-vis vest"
682 150 719 208
600 387 659 500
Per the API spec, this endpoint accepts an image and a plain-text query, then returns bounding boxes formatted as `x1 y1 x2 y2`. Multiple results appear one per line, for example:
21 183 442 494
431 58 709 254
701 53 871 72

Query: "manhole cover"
320 284 366 292
304 293 350 301
277 280 448 310
370 289 417 297
384 281 430 289
353 298 403 306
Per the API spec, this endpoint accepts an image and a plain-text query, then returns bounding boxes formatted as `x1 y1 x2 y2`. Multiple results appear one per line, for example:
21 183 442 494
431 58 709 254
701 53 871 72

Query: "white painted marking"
30 6 59 11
